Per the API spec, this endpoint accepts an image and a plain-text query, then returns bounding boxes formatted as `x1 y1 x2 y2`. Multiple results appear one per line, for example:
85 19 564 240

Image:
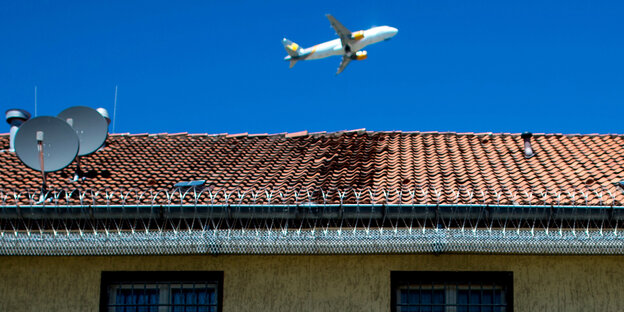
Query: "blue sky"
1 1 623 134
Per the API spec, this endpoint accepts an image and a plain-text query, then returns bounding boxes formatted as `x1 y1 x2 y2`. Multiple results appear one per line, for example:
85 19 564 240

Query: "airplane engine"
350 50 368 61
351 30 365 40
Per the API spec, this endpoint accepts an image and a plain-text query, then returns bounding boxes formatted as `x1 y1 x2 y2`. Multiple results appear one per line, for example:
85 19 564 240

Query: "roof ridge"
7 130 624 138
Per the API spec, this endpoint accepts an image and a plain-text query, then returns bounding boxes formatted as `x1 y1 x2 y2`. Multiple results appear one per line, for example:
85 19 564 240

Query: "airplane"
283 14 398 74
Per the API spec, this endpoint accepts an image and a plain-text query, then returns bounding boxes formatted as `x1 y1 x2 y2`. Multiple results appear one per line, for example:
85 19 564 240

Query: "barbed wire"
2 185 623 255
0 185 622 206
2 228 624 256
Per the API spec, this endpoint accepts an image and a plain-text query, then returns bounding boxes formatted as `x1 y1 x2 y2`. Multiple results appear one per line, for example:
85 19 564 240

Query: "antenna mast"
34 86 38 117
112 85 118 133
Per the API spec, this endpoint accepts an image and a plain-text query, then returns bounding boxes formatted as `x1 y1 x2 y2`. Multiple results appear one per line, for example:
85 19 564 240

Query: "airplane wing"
326 14 352 49
336 55 352 75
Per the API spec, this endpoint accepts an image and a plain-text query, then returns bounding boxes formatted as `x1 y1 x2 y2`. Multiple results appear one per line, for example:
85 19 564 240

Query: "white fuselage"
299 26 398 60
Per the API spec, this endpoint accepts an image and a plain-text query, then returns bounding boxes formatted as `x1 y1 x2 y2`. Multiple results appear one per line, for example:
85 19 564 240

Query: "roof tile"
0 132 623 205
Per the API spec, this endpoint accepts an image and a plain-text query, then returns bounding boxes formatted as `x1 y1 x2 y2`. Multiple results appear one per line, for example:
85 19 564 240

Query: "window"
391 271 513 312
100 271 223 312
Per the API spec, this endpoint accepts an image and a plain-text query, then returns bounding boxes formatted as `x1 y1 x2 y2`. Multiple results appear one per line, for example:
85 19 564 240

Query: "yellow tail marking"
288 43 299 51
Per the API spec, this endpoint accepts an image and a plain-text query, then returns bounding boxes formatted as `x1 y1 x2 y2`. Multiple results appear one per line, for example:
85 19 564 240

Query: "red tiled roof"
0 130 623 205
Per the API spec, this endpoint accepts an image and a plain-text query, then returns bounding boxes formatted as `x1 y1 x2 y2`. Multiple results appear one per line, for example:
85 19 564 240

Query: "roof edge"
2 129 624 138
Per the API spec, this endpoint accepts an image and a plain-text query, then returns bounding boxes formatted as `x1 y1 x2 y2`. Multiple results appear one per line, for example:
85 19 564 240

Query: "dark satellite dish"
58 106 108 156
14 116 79 173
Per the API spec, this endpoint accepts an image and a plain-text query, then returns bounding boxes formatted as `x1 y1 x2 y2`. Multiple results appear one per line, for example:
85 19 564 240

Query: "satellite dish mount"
36 131 47 189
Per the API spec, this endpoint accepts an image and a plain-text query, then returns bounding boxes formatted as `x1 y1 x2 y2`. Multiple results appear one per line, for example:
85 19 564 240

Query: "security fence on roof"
2 228 624 256
1 187 624 256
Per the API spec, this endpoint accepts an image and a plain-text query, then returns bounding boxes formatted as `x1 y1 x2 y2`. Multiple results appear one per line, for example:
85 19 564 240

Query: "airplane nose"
389 27 398 36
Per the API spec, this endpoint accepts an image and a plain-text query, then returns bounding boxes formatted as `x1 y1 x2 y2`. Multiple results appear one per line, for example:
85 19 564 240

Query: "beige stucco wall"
0 254 622 311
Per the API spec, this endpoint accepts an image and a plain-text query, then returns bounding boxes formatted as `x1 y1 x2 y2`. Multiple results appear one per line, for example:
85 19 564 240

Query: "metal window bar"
397 285 507 312
100 272 222 312
392 272 513 312
107 282 218 312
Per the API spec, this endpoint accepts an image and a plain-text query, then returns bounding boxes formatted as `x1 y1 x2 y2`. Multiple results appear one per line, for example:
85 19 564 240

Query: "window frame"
99 271 223 312
391 271 513 312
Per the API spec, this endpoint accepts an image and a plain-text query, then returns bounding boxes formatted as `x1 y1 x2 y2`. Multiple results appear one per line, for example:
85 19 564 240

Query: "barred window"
100 271 223 312
391 271 513 312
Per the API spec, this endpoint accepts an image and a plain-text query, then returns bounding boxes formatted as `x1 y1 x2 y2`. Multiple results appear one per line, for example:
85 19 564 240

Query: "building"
1 129 624 311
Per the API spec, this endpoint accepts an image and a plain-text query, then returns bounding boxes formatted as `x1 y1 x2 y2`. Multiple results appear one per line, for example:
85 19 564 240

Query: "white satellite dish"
58 106 108 156
14 116 79 189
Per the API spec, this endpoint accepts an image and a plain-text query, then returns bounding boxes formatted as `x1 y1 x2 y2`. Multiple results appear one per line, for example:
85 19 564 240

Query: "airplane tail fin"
282 38 303 58
289 60 297 68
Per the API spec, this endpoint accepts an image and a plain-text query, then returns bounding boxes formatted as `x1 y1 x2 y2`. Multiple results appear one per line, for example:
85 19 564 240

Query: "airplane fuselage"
283 15 398 74
285 26 398 61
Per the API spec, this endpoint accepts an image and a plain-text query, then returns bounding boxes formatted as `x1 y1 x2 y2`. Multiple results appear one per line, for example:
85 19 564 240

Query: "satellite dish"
14 116 79 172
58 106 108 156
